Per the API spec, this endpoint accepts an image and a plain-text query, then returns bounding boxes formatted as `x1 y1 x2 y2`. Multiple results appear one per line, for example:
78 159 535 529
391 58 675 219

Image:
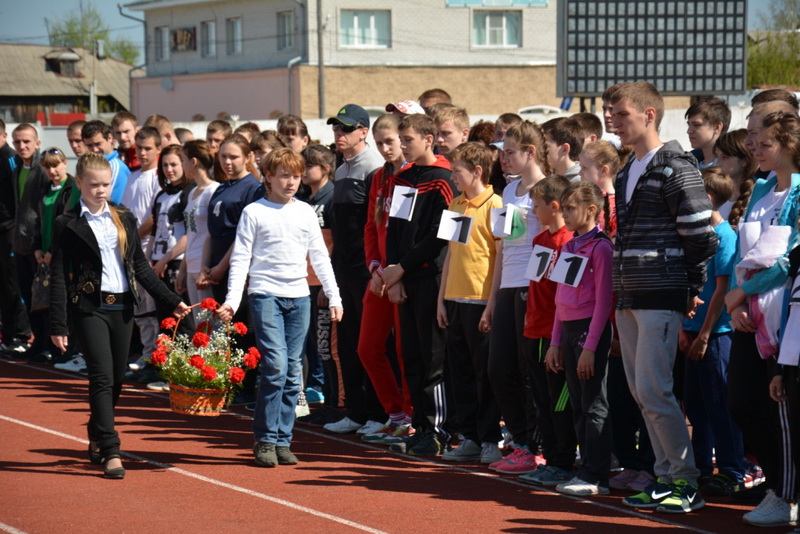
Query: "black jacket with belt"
49 202 183 336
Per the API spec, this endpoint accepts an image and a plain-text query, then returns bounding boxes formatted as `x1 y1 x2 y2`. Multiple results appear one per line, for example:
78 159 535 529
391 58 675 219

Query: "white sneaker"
55 355 87 373
442 439 482 462
129 354 148 371
324 416 362 434
743 489 797 527
556 476 610 496
357 420 385 435
480 441 503 464
146 381 170 391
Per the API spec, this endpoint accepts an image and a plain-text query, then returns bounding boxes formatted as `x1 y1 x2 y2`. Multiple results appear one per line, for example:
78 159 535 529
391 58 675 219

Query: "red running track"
0 359 785 533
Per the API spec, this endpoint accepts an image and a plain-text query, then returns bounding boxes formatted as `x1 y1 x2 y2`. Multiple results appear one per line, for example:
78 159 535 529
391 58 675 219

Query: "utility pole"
317 0 325 118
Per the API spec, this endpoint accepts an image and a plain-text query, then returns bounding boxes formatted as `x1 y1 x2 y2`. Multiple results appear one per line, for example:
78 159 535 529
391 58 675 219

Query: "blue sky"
0 0 777 62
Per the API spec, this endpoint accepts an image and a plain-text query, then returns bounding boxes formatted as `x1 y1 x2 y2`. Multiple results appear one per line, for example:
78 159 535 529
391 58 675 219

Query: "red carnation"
160 317 177 330
200 298 219 311
192 332 211 348
156 334 170 349
244 347 261 369
229 367 245 384
189 355 205 369
151 349 167 365
233 322 248 336
196 321 211 334
201 365 217 381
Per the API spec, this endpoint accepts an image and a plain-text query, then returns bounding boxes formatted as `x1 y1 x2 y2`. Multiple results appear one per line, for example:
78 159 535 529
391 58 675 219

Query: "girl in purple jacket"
545 181 614 497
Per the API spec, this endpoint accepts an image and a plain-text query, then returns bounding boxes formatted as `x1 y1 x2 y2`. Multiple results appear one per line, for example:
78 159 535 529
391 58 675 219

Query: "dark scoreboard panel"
557 0 747 96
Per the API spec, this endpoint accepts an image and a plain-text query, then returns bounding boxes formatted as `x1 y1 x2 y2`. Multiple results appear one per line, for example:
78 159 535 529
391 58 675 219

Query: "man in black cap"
322 104 387 435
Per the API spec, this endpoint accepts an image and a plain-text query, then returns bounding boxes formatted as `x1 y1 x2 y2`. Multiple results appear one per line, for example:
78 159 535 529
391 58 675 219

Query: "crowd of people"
2 82 800 528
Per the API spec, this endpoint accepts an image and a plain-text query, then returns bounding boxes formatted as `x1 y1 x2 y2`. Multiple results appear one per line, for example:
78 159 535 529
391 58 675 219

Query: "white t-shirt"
184 183 219 273
747 185 789 231
500 178 542 289
224 198 342 313
120 167 160 251
625 145 662 203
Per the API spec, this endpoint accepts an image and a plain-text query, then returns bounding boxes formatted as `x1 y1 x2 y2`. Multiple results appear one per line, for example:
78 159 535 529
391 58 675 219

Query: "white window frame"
226 17 242 55
472 10 522 48
278 10 294 50
155 26 170 61
201 20 216 57
339 10 391 49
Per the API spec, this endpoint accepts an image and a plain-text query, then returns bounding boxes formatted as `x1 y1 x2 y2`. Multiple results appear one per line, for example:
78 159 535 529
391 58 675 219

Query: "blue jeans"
250 293 311 446
683 331 746 481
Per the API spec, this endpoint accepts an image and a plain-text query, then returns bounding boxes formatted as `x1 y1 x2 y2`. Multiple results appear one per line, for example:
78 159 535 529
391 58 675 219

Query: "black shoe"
276 446 298 465
231 390 257 407
88 442 102 465
102 457 125 479
701 473 741 497
136 365 162 384
389 430 425 454
731 483 768 502
25 350 54 364
298 406 344 425
407 431 444 456
253 442 277 467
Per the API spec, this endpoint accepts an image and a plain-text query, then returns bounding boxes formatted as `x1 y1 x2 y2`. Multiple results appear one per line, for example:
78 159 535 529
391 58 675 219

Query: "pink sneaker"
627 471 655 492
492 448 543 475
489 447 525 471
609 469 641 490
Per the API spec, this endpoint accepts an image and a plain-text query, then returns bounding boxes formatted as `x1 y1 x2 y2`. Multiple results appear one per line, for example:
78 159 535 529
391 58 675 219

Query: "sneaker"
480 442 503 464
253 442 277 468
276 446 298 465
408 431 445 456
743 489 797 527
146 381 170 391
389 430 424 453
627 471 656 493
362 421 396 443
54 354 87 373
8 338 31 353
701 473 742 497
381 423 414 444
136 365 162 384
744 457 766 489
492 447 542 475
609 469 642 490
129 353 148 371
299 406 344 426
656 479 705 513
519 465 574 486
442 439 482 462
489 447 526 471
230 390 256 407
305 388 325 404
295 391 310 418
324 416 362 434
501 425 515 448
556 476 610 496
622 477 674 508
357 420 385 436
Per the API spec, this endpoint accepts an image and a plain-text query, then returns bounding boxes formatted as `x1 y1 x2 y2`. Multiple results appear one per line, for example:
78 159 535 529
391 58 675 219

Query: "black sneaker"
298 406 344 425
389 430 425 454
253 442 277 467
276 446 298 465
230 390 256 407
701 473 741 497
408 431 445 456
656 479 705 513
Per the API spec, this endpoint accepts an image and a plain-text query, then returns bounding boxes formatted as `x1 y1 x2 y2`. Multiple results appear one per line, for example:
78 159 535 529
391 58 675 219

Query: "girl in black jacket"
49 154 190 479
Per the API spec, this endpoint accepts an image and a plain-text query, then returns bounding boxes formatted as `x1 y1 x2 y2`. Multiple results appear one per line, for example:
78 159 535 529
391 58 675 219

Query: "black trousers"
728 330 783 493
488 287 537 447
561 318 612 485
607 353 655 473
526 336 577 470
398 276 448 436
0 230 29 342
73 304 135 458
445 300 501 444
335 274 384 424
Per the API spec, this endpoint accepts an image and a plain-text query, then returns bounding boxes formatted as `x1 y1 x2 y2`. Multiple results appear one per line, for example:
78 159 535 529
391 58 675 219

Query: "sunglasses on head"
332 123 363 134
44 148 64 156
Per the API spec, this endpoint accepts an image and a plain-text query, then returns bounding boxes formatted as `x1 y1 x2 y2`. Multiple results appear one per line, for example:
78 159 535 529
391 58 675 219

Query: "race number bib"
549 252 588 287
437 210 474 244
389 186 418 221
525 245 556 282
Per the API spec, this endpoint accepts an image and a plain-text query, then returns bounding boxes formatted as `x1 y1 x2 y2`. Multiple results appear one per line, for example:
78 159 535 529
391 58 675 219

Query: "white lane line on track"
0 521 27 534
0 412 387 534
3 360 715 533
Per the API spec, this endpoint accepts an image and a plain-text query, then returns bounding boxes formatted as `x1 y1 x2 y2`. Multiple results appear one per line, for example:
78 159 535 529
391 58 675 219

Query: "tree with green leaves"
48 1 139 65
748 0 800 87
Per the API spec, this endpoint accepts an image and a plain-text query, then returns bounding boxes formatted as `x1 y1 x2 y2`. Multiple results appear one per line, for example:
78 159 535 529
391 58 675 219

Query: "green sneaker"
657 479 706 513
622 477 673 508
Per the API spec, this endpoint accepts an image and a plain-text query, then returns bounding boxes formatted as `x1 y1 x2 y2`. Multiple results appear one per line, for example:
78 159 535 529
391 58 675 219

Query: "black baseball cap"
326 104 370 129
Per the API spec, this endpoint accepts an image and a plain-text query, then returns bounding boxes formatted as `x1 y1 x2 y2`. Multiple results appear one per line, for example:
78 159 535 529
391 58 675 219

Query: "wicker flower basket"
169 382 228 417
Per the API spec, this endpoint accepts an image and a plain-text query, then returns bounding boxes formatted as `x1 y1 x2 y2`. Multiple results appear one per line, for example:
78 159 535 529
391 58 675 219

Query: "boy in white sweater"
218 148 343 467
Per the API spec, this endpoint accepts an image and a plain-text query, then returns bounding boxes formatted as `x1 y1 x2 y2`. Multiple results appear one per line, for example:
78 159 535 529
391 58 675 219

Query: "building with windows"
124 0 559 120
